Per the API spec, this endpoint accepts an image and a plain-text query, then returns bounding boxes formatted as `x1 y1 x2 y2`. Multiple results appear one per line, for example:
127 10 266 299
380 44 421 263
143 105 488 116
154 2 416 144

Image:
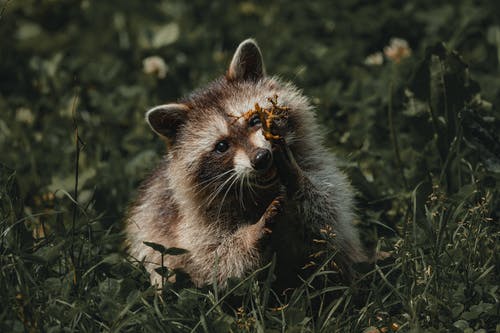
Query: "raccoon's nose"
252 149 272 171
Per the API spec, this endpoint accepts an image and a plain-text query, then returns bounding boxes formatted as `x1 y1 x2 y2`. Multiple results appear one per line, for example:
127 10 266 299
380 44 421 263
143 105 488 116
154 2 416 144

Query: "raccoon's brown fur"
125 39 367 288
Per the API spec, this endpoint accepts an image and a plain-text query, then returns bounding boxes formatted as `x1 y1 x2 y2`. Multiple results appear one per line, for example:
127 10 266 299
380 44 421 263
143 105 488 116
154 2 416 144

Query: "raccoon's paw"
260 191 285 232
241 191 285 250
272 140 304 196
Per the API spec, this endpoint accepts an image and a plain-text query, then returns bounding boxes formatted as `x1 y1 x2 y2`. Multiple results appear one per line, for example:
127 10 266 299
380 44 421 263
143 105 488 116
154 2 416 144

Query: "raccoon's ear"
227 38 266 81
146 103 189 141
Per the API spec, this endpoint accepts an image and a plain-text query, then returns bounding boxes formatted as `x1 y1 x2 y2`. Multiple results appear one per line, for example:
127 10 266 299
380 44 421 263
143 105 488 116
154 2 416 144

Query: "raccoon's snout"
251 148 272 171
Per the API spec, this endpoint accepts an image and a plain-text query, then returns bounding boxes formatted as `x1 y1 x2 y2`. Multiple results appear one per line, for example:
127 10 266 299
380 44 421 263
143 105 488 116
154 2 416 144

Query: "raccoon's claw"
261 193 285 227
262 227 273 235
249 193 283 250
250 193 285 245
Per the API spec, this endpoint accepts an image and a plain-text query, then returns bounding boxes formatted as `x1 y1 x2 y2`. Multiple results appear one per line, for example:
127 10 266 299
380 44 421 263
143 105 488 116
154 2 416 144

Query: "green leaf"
164 247 189 256
143 242 187 256
154 266 170 278
143 241 167 254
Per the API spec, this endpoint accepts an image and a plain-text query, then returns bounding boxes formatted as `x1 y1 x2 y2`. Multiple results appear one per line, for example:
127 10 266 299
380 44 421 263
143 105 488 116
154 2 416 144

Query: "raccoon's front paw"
252 192 285 254
242 193 284 250
272 140 304 197
259 191 285 233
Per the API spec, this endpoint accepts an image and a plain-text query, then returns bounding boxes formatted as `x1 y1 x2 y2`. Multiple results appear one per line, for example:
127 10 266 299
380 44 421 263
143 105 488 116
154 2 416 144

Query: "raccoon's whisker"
238 173 246 210
204 171 238 208
195 170 236 205
246 173 258 205
204 175 234 208
237 176 242 208
191 169 234 194
242 172 252 204
216 173 240 221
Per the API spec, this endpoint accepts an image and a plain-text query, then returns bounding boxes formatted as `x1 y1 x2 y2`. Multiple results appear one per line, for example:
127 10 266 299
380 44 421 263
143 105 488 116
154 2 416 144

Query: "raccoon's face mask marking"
188 114 279 212
214 140 230 153
229 121 279 191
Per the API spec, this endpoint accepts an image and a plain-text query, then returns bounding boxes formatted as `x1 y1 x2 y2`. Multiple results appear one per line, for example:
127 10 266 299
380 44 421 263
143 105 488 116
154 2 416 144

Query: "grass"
1 1 499 332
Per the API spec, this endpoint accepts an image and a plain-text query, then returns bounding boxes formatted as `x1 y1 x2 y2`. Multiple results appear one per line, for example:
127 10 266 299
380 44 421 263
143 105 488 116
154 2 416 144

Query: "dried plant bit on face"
261 94 290 141
233 94 290 141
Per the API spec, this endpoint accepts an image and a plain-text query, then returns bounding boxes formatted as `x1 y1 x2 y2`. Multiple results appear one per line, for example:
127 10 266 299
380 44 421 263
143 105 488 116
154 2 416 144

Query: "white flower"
16 107 35 125
364 52 384 66
142 56 168 79
384 38 412 63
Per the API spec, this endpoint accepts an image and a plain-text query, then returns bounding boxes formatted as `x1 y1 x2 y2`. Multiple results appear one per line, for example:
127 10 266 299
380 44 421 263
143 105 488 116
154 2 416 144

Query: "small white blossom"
364 52 384 66
384 38 412 63
143 56 168 79
16 108 35 125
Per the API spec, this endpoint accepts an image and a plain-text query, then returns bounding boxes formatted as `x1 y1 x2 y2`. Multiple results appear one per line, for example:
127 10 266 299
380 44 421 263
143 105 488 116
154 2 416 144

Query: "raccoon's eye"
215 140 229 153
248 115 261 127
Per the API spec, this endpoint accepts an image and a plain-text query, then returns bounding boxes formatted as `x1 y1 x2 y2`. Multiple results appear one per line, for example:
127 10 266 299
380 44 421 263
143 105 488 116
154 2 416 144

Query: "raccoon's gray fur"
125 39 367 288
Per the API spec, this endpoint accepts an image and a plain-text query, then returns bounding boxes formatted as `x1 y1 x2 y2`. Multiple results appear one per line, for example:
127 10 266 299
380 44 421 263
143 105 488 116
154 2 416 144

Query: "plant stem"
388 81 409 190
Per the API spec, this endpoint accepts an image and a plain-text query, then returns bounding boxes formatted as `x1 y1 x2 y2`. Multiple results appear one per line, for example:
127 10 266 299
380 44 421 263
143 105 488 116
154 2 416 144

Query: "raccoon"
125 39 367 288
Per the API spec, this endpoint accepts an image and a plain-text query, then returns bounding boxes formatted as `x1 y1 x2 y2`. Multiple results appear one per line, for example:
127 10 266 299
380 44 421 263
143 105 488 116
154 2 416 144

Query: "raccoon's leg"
272 139 305 196
273 141 367 264
205 194 284 286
